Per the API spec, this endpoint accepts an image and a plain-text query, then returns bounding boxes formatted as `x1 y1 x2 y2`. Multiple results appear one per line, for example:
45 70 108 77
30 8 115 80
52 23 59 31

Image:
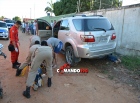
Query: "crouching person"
16 40 41 76
42 37 63 68
23 45 53 98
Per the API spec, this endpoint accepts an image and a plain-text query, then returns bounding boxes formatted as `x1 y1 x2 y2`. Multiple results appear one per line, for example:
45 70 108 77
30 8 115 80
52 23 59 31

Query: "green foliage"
53 0 77 16
45 7 53 13
0 16 4 20
44 0 54 15
52 0 122 16
93 0 121 10
12 16 21 21
121 56 140 72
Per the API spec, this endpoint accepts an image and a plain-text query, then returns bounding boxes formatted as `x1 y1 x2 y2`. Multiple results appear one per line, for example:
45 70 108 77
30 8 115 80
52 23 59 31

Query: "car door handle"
65 34 69 36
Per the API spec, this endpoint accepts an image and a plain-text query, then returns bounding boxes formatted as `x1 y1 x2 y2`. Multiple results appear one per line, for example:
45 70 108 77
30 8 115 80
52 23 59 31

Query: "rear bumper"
77 46 115 58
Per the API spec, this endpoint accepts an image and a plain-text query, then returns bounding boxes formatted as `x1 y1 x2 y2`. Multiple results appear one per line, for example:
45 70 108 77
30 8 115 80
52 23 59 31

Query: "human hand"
15 47 18 52
52 64 57 68
17 42 20 46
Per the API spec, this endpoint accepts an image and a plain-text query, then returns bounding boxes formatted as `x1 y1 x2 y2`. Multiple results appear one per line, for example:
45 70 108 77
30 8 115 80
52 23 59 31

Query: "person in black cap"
9 20 22 69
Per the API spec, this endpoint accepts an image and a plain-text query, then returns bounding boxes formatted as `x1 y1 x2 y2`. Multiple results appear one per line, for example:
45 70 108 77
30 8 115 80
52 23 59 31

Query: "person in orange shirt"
10 21 22 69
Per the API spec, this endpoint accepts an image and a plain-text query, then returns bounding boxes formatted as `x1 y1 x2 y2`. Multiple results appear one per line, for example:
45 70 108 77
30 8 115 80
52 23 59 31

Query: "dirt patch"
0 31 139 103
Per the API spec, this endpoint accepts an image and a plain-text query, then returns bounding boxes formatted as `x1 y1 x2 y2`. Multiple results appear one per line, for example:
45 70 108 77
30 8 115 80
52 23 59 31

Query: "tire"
0 89 3 99
65 46 77 67
6 37 9 40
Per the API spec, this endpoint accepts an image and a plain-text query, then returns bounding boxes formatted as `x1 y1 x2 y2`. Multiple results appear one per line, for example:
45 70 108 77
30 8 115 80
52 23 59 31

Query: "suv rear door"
83 18 116 51
58 19 70 50
73 18 116 51
37 19 52 41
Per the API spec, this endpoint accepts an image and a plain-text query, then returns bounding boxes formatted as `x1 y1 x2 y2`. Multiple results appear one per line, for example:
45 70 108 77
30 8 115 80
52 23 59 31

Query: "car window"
84 19 114 31
0 22 7 28
60 20 69 30
73 18 114 31
72 19 83 31
38 21 51 30
5 20 14 23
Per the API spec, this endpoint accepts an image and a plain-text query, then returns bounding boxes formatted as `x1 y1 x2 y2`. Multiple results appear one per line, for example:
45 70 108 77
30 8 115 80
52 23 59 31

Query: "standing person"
23 45 53 98
33 20 38 35
50 20 53 27
9 20 22 69
25 22 29 35
29 22 34 35
41 37 63 68
22 21 25 33
53 20 56 27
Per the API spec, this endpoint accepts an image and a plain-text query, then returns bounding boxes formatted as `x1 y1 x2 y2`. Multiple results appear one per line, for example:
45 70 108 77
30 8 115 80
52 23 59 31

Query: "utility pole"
30 8 31 19
34 3 35 19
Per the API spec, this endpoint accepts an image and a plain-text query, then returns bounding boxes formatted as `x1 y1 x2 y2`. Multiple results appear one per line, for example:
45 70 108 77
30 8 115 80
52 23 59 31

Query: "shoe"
12 63 19 69
16 69 22 76
23 86 31 98
32 84 38 91
28 63 31 66
0 88 3 99
15 61 21 66
47 78 52 87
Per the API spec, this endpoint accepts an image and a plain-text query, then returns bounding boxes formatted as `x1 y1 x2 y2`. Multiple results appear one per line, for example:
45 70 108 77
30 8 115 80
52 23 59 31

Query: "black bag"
8 44 15 52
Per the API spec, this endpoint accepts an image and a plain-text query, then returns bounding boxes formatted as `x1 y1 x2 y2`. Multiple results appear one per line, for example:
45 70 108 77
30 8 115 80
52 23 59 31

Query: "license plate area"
100 37 108 42
0 33 3 36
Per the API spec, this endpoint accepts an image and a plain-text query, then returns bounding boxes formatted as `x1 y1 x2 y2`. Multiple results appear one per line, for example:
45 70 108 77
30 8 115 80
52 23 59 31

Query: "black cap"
16 20 22 25
35 40 40 44
41 41 48 46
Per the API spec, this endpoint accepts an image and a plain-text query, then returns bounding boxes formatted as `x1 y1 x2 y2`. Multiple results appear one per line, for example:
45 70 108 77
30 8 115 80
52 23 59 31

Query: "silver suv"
37 15 116 66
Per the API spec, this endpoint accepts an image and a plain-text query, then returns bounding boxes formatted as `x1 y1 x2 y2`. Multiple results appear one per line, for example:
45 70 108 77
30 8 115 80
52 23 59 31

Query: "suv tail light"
80 35 95 42
111 33 116 40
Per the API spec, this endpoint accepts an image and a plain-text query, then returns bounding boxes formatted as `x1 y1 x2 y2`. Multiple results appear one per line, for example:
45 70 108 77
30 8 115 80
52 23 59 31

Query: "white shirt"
22 23 25 28
51 22 53 27
33 22 36 30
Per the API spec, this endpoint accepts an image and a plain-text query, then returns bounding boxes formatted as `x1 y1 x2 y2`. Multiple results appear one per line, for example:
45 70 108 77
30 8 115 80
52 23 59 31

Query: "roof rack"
73 14 86 17
90 15 103 17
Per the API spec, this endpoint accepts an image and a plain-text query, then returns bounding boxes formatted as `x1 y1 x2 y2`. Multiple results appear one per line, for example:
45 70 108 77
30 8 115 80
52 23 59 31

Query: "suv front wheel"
65 46 77 67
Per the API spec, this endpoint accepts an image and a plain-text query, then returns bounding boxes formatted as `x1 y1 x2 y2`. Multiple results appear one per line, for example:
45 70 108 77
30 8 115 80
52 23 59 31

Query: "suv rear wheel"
65 46 77 67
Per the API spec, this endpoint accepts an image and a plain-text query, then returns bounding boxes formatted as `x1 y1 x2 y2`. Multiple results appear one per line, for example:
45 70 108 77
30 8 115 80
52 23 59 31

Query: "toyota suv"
37 15 116 66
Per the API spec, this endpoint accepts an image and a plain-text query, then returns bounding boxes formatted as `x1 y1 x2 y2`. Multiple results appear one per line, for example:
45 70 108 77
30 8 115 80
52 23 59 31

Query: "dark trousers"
22 28 25 33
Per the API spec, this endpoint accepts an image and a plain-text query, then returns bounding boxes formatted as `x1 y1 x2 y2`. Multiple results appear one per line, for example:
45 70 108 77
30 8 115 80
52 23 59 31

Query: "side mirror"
46 26 49 30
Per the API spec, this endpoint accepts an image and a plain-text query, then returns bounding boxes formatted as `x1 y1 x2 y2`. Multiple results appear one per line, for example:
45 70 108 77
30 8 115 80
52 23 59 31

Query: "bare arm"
36 23 38 36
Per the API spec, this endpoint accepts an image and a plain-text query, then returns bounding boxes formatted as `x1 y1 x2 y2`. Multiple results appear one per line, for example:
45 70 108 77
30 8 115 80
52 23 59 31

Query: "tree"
93 0 122 10
0 16 4 20
53 0 77 16
53 0 122 16
12 16 21 21
44 0 54 16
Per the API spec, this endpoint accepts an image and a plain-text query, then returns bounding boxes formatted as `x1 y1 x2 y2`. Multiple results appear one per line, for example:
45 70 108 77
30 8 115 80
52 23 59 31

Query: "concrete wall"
38 5 140 56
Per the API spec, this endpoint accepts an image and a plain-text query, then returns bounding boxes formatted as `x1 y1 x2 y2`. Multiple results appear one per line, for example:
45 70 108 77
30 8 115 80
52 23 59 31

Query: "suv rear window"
73 18 114 31
0 22 7 28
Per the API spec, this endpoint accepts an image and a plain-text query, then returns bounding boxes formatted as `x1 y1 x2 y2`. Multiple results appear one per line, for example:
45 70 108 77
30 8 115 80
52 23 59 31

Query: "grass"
121 56 140 72
101 69 109 74
108 75 114 80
